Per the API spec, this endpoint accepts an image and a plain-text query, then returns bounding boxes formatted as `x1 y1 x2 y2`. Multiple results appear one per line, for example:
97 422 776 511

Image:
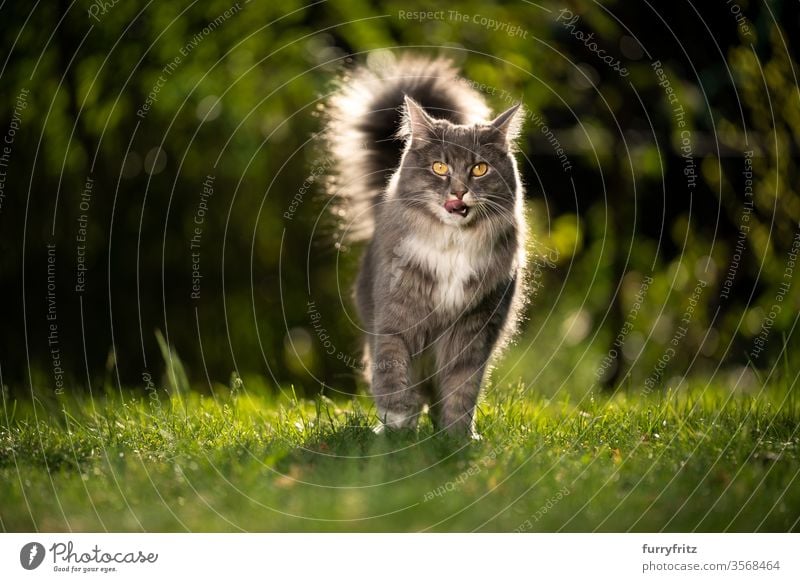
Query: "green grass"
1 380 798 532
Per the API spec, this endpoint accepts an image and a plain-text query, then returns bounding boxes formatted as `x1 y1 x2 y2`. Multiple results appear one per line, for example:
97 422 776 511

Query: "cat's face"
394 97 522 229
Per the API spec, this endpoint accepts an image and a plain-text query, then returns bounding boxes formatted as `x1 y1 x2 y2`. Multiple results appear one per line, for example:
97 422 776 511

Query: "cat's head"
393 96 524 229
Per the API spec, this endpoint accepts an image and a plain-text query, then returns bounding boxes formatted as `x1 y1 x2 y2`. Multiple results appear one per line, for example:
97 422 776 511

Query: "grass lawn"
1 380 798 532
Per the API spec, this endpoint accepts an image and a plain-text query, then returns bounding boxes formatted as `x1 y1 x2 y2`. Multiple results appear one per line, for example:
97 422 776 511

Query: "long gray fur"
324 55 527 438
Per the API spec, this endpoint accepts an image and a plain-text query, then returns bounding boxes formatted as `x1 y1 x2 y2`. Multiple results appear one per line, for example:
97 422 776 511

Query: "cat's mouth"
444 199 469 218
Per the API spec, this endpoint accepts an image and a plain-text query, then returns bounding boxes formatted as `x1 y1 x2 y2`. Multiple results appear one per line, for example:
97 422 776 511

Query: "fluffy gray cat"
325 56 527 438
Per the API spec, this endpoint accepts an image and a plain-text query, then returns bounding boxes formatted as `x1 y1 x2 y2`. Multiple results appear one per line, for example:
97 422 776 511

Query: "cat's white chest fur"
398 228 490 311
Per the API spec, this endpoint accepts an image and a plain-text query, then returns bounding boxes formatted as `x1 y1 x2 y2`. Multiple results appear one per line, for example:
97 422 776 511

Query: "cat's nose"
450 188 467 200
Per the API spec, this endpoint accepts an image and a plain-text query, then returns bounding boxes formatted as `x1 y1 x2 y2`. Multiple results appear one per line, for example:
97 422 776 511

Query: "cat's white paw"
377 409 416 430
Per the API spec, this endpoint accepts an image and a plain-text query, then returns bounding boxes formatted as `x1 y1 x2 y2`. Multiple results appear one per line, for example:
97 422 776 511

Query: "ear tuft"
490 103 524 147
400 95 436 142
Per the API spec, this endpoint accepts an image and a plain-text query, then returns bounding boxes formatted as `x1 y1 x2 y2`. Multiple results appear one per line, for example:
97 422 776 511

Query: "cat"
325 55 527 438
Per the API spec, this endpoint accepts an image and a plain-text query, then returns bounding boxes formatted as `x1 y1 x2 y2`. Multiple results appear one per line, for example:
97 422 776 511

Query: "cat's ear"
490 103 524 148
401 95 436 144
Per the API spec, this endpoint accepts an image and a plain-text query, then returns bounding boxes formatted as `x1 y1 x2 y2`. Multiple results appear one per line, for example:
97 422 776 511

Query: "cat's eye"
432 161 449 175
471 162 489 177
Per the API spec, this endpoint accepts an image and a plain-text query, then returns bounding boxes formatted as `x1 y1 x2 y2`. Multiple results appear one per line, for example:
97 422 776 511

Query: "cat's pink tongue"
444 199 468 216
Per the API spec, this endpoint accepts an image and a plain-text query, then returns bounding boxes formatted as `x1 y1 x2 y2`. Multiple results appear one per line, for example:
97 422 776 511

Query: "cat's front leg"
371 333 420 431
433 279 516 438
433 331 491 439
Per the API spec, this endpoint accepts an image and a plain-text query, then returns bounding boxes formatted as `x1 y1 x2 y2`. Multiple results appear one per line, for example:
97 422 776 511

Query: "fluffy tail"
324 55 491 242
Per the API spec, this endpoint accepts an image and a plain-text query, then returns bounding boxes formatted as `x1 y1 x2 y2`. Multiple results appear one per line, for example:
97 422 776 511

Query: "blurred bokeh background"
1 0 799 401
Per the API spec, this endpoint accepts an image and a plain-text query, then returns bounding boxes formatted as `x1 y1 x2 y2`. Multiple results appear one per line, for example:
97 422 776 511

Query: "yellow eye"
432 161 449 175
471 162 489 177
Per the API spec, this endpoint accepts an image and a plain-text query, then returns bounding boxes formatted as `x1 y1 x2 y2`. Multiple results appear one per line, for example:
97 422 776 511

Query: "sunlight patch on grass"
1 380 798 532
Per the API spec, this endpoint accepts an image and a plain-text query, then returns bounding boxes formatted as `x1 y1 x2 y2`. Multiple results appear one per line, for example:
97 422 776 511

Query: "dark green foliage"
1 1 799 397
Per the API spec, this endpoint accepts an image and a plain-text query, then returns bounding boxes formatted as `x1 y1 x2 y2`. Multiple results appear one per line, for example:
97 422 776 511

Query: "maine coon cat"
325 56 527 438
